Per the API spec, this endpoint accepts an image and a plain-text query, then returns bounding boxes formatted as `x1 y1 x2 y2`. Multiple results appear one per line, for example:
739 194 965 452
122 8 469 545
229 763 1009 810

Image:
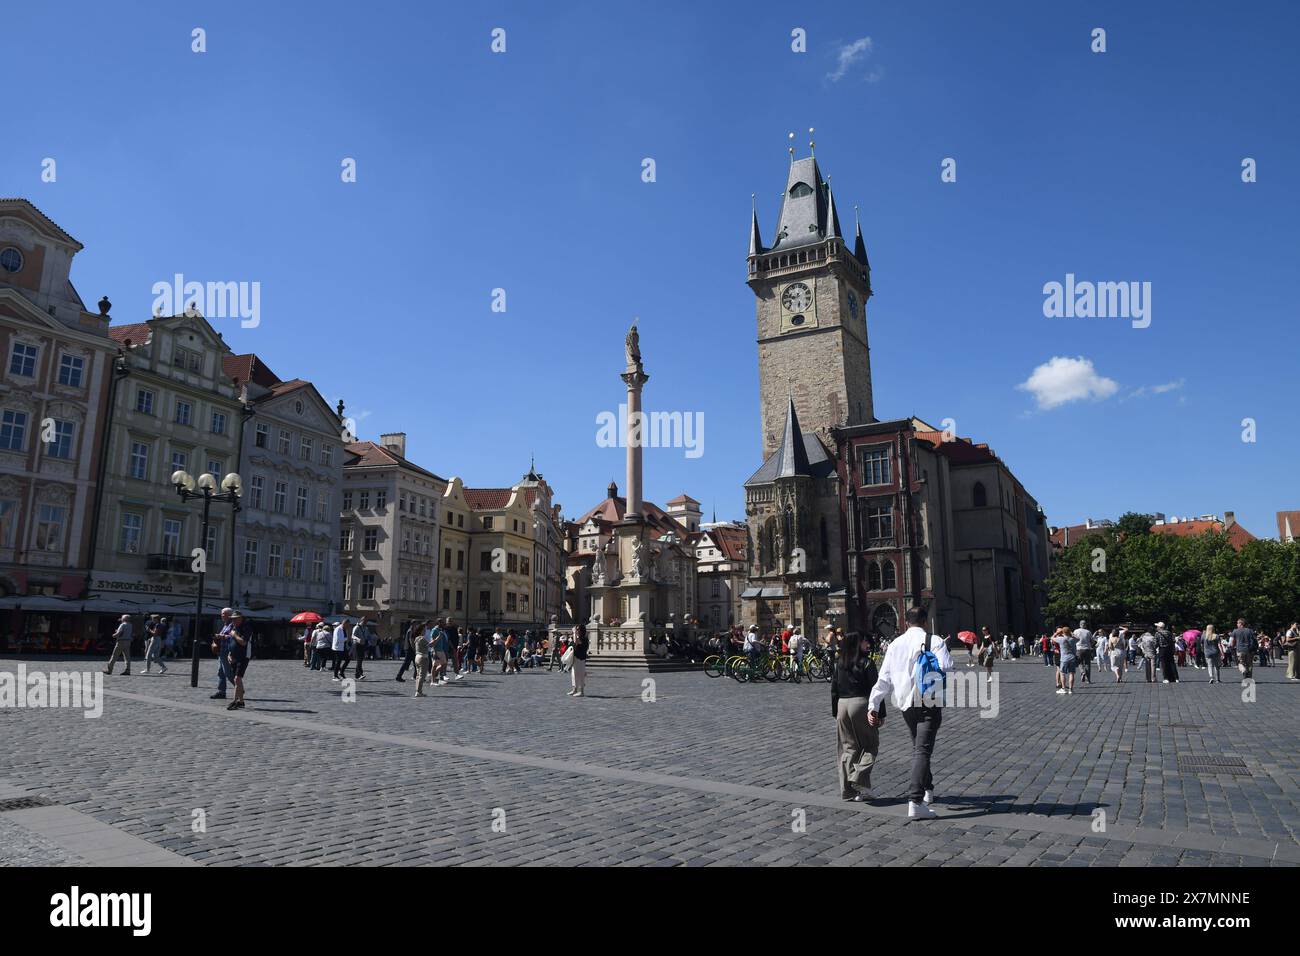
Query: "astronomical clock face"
781 282 812 312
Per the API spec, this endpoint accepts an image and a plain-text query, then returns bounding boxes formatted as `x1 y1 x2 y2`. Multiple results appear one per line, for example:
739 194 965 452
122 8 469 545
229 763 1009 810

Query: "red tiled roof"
708 525 748 561
107 322 152 346
344 441 443 481
576 496 688 538
666 493 699 506
222 353 281 388
1049 523 1097 549
1151 519 1256 551
463 487 538 510
915 431 999 465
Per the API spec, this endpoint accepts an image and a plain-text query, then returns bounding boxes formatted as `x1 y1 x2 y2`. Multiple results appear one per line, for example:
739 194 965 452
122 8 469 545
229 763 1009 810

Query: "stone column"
621 365 648 520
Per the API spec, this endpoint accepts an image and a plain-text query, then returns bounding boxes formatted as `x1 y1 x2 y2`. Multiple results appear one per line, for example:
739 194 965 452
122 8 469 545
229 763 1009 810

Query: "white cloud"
827 37 876 83
1017 356 1120 410
1125 378 1185 401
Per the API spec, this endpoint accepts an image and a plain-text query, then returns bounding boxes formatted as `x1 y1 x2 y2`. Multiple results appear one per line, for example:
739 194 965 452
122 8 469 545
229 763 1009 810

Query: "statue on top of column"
625 323 641 367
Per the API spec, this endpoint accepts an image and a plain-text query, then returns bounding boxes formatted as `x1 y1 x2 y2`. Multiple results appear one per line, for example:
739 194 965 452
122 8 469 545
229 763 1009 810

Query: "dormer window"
788 182 813 198
0 248 23 273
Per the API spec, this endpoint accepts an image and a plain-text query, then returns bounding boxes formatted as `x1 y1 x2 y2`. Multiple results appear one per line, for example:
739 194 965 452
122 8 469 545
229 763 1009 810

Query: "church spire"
825 184 843 241
748 195 764 257
774 397 812 479
853 205 869 266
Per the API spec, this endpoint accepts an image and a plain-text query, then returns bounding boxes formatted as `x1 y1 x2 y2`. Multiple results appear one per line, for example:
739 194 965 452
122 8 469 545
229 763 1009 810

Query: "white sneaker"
455 673 465 681
1055 688 1066 695
923 789 934 805
566 690 576 696
908 801 937 820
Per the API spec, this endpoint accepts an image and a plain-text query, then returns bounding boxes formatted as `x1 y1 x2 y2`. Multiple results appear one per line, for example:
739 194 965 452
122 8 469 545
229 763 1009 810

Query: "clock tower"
747 152 874 460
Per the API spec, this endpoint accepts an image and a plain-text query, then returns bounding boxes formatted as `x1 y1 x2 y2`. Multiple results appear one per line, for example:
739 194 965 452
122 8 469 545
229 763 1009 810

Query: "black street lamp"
172 468 243 687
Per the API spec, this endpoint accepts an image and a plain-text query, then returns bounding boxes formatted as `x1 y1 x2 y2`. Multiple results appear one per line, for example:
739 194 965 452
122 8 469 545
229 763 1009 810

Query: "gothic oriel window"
973 481 987 507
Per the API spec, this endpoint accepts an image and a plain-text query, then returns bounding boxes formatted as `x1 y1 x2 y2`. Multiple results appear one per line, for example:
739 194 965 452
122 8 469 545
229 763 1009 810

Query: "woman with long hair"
1203 624 1222 683
832 632 882 801
567 624 589 697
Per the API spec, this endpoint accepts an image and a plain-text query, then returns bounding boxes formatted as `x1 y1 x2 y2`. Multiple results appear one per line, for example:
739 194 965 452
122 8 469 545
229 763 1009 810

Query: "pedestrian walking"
1074 620 1094 684
1155 623 1179 683
395 620 419 681
1139 627 1158 683
833 632 881 801
868 607 951 820
1231 619 1256 680
566 623 589 697
351 617 368 680
209 607 235 698
104 614 134 676
1284 623 1299 681
1203 624 1223 683
412 626 432 697
1053 627 1078 695
331 618 349 681
144 614 169 674
225 611 250 711
1107 630 1126 681
310 623 330 671
978 635 997 684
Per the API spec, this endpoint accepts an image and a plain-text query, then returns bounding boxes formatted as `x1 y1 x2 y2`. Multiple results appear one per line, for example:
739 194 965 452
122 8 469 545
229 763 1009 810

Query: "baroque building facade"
226 353 344 639
0 199 117 647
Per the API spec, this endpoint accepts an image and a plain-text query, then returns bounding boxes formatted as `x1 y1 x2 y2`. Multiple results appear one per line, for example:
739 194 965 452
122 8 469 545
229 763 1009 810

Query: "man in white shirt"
104 614 134 676
351 617 368 681
868 606 953 820
331 619 349 681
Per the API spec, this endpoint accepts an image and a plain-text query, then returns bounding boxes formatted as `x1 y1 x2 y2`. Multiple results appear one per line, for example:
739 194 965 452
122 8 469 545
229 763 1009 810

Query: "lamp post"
172 469 243 687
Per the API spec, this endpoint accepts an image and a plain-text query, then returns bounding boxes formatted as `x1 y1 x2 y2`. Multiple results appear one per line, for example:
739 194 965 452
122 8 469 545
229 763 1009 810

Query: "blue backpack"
914 632 946 704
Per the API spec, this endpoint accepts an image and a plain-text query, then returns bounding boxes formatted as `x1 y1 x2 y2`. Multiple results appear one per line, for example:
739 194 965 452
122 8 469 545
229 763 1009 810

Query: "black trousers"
333 651 348 678
396 648 415 678
901 706 942 803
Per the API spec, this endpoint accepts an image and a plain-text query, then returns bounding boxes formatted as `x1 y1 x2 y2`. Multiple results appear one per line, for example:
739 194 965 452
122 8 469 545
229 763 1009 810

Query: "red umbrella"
958 630 978 645
290 611 323 624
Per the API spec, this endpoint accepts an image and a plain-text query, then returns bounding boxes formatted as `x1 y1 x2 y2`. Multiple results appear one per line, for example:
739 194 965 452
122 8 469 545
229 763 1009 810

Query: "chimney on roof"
1224 510 1235 528
380 432 406 457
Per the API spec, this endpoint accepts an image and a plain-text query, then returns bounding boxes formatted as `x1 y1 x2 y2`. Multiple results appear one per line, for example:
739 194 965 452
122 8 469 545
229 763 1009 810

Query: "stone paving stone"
0 658 1295 866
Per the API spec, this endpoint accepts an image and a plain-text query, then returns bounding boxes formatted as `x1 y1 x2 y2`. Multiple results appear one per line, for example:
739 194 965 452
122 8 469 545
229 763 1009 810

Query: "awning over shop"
740 587 788 599
0 596 84 613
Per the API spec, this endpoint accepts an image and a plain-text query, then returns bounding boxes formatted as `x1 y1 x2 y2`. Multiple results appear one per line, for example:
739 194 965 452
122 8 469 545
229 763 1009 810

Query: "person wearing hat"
144 614 168 675
225 611 250 711
104 614 134 676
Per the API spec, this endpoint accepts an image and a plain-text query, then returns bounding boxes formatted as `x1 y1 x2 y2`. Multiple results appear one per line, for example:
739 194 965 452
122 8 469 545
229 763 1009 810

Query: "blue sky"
5 1 1297 536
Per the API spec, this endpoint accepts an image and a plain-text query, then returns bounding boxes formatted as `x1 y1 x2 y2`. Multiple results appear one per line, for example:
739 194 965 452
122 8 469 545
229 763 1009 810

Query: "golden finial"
787 131 795 162
809 127 816 157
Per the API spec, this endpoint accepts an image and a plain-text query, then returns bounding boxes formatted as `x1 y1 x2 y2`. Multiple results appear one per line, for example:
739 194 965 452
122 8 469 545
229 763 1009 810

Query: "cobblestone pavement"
1 655 1296 866
0 817 86 866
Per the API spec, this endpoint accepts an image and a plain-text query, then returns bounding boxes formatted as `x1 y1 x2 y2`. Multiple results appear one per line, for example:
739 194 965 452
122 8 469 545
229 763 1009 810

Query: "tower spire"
825 183 843 240
748 195 764 257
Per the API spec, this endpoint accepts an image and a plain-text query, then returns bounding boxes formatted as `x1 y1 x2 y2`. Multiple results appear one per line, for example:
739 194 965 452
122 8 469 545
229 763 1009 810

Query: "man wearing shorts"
1054 628 1078 695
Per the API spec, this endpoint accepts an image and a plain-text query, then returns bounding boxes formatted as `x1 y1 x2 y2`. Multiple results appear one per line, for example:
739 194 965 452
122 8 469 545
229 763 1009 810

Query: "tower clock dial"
781 282 812 312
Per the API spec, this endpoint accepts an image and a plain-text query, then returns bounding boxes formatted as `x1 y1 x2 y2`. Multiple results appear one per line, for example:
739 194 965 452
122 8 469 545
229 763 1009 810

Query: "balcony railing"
146 553 191 573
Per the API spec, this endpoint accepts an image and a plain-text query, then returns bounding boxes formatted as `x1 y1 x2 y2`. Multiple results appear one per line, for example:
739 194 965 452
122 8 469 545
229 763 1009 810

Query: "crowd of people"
962 619 1299 693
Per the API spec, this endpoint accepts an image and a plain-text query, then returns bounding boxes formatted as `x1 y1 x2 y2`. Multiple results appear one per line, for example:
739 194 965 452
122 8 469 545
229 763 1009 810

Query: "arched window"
872 603 898 639
867 560 882 591
881 559 896 591
789 181 814 198
973 481 987 508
